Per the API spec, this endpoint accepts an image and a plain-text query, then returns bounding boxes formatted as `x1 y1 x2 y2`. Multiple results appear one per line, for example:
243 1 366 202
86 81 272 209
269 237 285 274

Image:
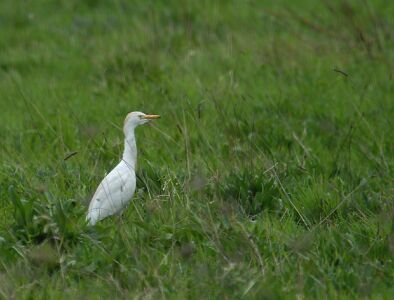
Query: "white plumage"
86 111 160 225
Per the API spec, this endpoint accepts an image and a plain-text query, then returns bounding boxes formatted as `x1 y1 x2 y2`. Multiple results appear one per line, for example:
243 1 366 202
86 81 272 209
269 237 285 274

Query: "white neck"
122 130 137 170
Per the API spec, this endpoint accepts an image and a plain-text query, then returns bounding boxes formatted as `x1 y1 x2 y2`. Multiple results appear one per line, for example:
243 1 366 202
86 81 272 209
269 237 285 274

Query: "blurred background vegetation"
0 0 393 298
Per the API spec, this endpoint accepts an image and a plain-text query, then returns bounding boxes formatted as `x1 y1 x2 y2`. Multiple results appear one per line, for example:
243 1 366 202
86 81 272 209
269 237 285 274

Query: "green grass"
1 0 393 298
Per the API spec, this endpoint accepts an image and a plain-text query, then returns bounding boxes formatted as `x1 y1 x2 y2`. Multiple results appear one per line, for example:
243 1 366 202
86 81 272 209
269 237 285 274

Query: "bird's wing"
87 161 136 225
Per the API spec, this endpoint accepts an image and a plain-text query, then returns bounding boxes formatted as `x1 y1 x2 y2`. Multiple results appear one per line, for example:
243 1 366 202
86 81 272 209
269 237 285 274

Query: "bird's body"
87 160 136 225
86 111 160 225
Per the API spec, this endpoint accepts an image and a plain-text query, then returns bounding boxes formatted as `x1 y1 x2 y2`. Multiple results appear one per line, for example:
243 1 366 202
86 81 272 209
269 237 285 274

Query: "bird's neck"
122 131 137 170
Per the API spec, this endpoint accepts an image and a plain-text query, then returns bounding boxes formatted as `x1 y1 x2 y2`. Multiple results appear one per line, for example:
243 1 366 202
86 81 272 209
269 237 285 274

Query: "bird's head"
123 111 160 135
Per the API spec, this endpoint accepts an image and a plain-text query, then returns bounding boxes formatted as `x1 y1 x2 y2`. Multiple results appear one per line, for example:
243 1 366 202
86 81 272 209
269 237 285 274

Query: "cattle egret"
86 111 160 225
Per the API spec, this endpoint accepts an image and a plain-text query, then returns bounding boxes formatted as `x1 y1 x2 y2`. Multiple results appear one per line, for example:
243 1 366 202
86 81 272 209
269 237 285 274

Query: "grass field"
1 0 394 298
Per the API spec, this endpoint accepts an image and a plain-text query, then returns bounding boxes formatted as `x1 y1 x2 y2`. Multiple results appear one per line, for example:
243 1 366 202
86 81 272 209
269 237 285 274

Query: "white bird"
86 111 160 225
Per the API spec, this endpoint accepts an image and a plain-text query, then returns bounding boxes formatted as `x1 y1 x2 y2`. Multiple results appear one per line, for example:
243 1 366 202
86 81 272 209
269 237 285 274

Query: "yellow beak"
142 114 161 120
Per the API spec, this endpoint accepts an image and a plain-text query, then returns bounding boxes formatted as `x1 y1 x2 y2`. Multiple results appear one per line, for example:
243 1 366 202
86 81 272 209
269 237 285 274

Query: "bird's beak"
141 114 161 120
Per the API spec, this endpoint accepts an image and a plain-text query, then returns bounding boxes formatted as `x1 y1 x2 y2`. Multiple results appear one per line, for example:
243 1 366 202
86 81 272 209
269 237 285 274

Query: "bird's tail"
86 211 97 226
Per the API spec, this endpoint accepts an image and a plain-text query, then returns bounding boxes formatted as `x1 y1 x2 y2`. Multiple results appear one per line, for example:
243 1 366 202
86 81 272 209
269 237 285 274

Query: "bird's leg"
116 210 126 227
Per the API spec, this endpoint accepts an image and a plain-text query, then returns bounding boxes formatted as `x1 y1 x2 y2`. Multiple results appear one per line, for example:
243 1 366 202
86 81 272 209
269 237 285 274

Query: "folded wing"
87 162 136 225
